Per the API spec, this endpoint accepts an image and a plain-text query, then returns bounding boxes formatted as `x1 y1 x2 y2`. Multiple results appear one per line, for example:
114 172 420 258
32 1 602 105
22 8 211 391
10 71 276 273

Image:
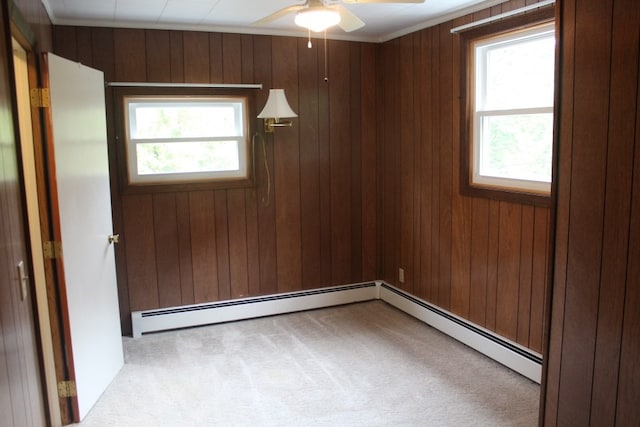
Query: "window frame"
113 86 256 193
459 7 556 206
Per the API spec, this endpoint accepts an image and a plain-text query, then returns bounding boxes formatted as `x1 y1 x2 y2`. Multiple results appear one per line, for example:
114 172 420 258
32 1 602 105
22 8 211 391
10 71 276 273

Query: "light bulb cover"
295 7 341 32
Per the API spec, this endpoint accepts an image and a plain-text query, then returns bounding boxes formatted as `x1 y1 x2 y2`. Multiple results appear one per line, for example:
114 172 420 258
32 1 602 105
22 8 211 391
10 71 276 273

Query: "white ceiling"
42 0 509 43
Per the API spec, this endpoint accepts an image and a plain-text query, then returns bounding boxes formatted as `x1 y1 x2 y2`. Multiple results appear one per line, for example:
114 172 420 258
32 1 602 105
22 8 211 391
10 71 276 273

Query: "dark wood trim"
111 86 258 194
538 2 562 423
39 52 81 423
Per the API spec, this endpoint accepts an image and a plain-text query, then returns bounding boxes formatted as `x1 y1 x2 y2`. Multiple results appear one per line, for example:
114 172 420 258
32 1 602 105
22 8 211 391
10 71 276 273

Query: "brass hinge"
57 380 77 398
43 241 62 259
30 87 50 108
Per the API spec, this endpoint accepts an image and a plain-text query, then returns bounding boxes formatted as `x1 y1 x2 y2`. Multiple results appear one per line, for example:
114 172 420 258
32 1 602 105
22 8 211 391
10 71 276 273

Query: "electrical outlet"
398 268 405 283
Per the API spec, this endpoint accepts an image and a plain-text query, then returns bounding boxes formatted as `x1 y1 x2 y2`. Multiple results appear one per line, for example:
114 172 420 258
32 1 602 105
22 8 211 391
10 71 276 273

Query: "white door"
43 52 123 421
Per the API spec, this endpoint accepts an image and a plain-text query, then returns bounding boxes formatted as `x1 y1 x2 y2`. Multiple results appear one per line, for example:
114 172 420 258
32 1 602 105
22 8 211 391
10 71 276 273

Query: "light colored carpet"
73 301 539 426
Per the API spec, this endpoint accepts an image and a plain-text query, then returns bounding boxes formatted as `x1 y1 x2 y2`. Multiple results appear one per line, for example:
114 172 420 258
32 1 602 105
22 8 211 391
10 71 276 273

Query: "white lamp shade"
257 89 298 119
294 7 341 33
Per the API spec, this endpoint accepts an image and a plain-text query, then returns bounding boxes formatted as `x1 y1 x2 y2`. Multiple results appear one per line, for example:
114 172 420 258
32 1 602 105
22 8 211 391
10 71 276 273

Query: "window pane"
136 140 240 175
479 113 553 183
479 31 555 110
130 102 243 139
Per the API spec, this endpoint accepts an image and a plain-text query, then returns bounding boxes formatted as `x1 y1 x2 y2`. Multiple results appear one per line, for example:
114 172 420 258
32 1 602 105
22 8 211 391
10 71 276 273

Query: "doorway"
12 37 61 426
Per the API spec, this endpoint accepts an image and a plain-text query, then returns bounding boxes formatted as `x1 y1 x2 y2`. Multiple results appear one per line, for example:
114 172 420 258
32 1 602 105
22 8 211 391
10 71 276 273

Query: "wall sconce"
257 89 298 133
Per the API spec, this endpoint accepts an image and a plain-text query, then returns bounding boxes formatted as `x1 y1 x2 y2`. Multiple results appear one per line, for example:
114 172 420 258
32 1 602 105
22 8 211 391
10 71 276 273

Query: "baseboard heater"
131 281 542 383
131 282 379 338
378 283 542 383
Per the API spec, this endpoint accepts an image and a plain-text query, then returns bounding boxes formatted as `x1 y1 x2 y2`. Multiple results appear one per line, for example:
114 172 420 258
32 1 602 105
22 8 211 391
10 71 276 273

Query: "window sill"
461 183 551 207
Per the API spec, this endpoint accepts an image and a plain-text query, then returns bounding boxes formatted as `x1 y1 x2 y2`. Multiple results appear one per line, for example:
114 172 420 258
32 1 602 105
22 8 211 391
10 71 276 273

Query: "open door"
40 52 124 422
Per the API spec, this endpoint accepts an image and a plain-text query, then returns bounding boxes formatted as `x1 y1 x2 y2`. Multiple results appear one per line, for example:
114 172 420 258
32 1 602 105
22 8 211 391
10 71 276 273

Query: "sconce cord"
253 132 271 206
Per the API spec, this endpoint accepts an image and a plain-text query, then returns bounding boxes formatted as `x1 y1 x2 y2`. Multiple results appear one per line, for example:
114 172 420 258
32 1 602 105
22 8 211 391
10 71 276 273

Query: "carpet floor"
73 301 539 426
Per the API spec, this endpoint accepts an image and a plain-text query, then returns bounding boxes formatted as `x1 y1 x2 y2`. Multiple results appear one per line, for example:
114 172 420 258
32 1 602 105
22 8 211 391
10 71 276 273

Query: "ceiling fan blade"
253 4 306 26
335 5 365 32
342 0 425 3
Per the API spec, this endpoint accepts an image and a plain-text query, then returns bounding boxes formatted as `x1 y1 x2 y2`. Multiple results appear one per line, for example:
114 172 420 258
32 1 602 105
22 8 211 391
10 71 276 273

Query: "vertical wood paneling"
469 198 489 325
399 33 415 292
360 43 378 280
298 38 322 290
411 33 423 295
529 207 548 352
75 27 93 65
378 0 552 353
91 28 115 82
437 22 453 310
122 194 158 310
221 33 248 300
349 43 363 283
429 27 441 303
145 30 171 83
556 0 612 423
272 36 302 293
189 191 218 303
222 34 241 83
517 206 534 346
113 29 146 81
496 202 522 341
183 32 209 83
381 40 399 285
616 85 640 422
418 29 433 300
152 194 181 307
450 15 473 319
175 193 194 305
318 41 333 286
253 35 278 296
169 32 184 82
52 26 77 61
543 0 576 420
329 40 352 284
485 200 500 331
245 187 261 296
544 0 640 424
240 34 261 297
227 190 249 299
589 0 639 422
214 191 231 300
209 33 223 82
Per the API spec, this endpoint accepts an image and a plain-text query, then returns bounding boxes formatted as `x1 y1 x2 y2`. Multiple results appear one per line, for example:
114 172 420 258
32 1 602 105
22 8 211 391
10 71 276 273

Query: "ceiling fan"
253 0 426 33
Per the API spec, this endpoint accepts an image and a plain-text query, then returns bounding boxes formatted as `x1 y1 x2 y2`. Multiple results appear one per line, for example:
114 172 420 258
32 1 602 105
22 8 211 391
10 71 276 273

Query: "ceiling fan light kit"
295 7 341 32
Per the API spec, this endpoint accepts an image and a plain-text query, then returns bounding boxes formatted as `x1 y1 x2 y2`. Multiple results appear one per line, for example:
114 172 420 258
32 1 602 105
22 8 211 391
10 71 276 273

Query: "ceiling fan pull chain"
324 30 329 82
308 29 312 48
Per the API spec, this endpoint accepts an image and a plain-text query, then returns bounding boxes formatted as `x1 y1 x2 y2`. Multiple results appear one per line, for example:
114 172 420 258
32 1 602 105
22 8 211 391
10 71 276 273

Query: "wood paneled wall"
542 0 640 424
52 27 380 335
378 0 552 353
12 0 52 51
1 1 49 425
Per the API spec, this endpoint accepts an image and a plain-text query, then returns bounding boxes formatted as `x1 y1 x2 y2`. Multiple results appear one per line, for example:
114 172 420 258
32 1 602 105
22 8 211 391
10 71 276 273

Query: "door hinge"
57 380 77 398
43 241 62 259
30 87 50 108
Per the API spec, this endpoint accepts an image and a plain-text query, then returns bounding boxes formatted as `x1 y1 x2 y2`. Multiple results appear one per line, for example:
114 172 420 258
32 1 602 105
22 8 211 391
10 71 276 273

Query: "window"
461 9 555 205
114 87 255 192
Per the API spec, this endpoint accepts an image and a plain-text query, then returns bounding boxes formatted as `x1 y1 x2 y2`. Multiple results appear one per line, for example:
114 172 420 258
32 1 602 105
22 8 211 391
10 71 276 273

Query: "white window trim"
470 22 555 196
123 95 250 185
